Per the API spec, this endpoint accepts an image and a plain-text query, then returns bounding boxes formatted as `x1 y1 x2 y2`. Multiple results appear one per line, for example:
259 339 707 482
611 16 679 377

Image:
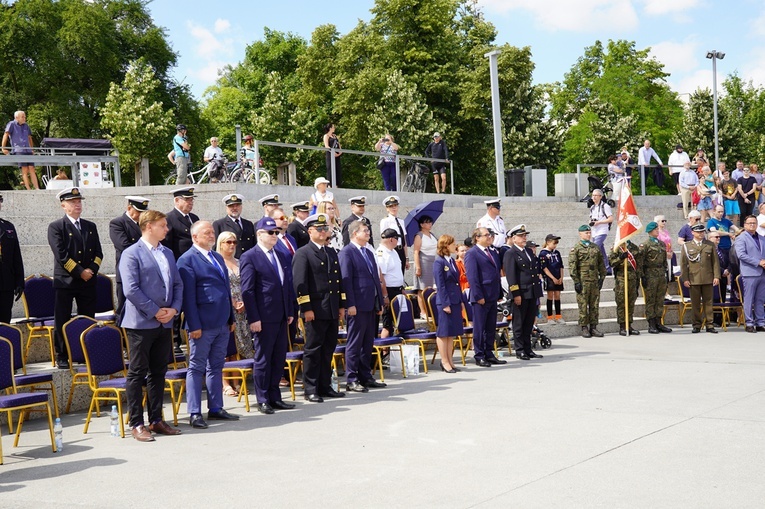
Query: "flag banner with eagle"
613 183 642 250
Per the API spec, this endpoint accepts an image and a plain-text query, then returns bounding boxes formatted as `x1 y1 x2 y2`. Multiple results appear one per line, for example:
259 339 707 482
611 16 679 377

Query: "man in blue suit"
339 220 386 392
240 217 297 414
464 227 507 367
119 210 183 442
735 215 765 332
177 221 238 429
272 207 298 258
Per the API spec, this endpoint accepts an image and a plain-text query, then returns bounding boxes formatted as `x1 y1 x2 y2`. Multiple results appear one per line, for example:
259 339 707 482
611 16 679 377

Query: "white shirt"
376 245 405 287
667 150 690 174
258 243 284 282
203 145 223 162
140 238 171 301
476 213 506 248
638 146 663 166
589 201 612 237
380 214 406 248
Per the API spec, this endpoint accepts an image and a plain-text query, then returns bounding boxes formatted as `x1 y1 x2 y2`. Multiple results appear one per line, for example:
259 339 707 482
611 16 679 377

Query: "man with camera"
588 189 613 275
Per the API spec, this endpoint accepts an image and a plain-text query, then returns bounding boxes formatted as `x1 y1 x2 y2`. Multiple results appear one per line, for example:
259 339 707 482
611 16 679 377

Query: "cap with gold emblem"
223 193 244 206
304 213 329 228
126 195 150 211
259 194 281 207
57 187 84 202
171 187 195 198
484 199 501 209
349 196 366 206
509 224 530 237
383 195 400 207
291 201 310 212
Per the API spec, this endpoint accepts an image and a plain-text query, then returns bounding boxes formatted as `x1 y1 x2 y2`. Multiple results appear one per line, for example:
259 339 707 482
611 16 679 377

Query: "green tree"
100 59 174 182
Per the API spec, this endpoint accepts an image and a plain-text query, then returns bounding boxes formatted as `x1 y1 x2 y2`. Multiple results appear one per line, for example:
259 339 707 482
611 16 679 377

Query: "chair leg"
419 343 428 374
47 329 56 367
116 392 126 438
45 403 56 452
399 345 406 378
13 409 27 447
83 394 98 434
47 382 60 419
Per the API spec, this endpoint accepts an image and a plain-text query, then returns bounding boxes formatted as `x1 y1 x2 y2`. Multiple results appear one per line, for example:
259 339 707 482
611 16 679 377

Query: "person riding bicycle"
241 135 256 169
204 137 225 182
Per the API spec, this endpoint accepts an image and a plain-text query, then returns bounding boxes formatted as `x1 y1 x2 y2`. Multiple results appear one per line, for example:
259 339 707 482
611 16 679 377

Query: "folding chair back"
0 324 24 375
0 337 15 391
427 292 439 328
391 294 415 333
63 316 98 365
461 289 474 322
21 275 55 319
95 274 116 314
80 324 126 378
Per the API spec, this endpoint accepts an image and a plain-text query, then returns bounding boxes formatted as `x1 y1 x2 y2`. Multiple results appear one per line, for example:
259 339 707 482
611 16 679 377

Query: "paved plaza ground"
2 327 765 508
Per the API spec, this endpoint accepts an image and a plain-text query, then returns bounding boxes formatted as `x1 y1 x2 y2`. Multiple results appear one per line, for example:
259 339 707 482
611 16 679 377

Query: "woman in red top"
455 244 469 291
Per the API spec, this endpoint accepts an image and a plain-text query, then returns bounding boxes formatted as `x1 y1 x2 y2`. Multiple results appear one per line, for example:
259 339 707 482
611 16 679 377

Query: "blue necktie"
207 251 225 278
361 248 374 274
269 249 282 282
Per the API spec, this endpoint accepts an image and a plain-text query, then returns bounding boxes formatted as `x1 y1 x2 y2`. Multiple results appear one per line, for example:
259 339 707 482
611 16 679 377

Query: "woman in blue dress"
433 234 463 373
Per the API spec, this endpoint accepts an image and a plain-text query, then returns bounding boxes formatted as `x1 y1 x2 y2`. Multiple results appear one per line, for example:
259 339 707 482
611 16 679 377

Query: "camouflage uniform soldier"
639 221 673 334
608 240 641 336
569 224 606 338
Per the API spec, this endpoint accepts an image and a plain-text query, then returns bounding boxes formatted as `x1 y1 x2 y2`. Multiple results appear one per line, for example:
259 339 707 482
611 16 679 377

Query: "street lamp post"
484 49 504 197
706 50 725 170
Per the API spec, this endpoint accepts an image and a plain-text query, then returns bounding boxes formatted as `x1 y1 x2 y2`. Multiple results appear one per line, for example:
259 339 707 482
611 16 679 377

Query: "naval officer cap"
383 195 400 207
349 196 367 206
126 195 150 211
171 187 195 198
691 223 707 232
304 213 329 228
258 194 281 207
223 193 244 206
509 224 530 237
291 201 310 212
484 199 501 209
57 187 84 201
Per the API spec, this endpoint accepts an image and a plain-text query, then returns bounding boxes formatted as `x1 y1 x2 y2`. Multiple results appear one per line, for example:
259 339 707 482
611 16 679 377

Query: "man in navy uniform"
464 226 506 367
48 187 103 369
258 194 282 219
240 217 297 415
109 195 150 317
342 196 374 247
0 194 24 323
339 220 386 392
292 213 346 402
503 224 544 361
286 201 310 249
162 187 199 261
213 193 255 258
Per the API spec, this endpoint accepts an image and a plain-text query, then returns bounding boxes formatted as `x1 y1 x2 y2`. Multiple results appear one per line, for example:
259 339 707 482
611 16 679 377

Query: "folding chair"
675 277 694 326
80 323 129 437
222 332 254 412
461 289 506 357
422 287 437 332
62 316 98 413
284 350 303 401
640 281 681 326
164 332 187 426
427 292 466 366
0 323 59 423
391 294 434 374
95 273 117 322
372 336 406 381
0 338 57 463
20 274 56 366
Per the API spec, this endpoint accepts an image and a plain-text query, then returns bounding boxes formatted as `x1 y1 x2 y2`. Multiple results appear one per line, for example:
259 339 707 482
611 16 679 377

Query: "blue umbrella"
404 200 445 246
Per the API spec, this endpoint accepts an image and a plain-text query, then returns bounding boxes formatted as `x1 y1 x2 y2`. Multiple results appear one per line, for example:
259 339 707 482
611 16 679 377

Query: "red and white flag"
613 183 642 250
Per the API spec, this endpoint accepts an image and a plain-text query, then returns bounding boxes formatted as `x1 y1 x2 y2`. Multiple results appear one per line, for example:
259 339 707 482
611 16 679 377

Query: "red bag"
691 188 701 205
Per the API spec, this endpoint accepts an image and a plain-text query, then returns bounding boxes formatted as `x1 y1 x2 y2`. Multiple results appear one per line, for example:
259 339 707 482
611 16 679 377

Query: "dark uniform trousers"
125 326 171 427
303 318 339 395
504 246 543 356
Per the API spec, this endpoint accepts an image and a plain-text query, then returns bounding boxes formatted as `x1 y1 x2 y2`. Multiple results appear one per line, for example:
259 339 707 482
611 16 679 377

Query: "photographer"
588 189 613 275
374 134 400 192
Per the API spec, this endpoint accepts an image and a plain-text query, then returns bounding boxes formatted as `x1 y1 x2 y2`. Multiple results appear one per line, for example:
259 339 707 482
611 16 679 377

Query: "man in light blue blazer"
119 210 183 442
240 217 296 415
177 220 237 429
735 215 765 332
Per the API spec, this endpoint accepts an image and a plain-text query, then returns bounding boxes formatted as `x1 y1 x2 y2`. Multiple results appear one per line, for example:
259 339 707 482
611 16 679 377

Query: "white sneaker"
556 317 566 324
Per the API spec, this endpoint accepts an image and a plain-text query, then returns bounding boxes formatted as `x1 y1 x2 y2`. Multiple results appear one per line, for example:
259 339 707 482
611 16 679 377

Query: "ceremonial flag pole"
613 180 642 335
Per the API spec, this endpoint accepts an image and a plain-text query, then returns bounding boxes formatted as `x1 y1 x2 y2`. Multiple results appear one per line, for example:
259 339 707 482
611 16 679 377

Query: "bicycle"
164 154 236 186
402 161 429 193
229 161 272 185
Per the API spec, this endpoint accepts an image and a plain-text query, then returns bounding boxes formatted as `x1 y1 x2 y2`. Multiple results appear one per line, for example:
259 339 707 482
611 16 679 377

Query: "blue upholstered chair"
62 316 99 413
391 294 435 374
20 274 56 366
223 332 254 412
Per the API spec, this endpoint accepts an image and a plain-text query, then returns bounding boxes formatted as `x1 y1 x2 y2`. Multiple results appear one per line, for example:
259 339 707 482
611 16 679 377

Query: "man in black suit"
503 224 544 361
0 194 24 323
109 195 150 317
286 201 310 249
341 196 373 247
162 187 199 260
47 187 103 369
292 213 346 403
212 193 255 258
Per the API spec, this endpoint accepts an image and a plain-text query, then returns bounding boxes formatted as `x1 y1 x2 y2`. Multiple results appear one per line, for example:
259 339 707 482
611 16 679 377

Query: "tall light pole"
706 50 725 170
485 49 504 197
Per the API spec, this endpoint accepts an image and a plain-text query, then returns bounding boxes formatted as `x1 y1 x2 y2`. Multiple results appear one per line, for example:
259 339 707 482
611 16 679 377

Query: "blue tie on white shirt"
268 249 283 282
207 251 225 278
361 247 374 274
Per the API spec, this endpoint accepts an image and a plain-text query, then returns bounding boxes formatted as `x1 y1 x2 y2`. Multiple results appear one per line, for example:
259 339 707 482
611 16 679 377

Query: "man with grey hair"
2 111 38 190
588 189 613 275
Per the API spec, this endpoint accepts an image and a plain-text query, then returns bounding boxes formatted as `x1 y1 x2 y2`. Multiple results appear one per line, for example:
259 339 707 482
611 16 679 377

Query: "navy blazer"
0 218 24 292
109 213 141 283
47 216 103 289
735 232 765 277
240 245 295 323
464 245 501 303
275 233 298 259
162 208 199 260
177 247 235 331
213 215 255 258
433 256 462 307
338 244 383 312
119 241 183 329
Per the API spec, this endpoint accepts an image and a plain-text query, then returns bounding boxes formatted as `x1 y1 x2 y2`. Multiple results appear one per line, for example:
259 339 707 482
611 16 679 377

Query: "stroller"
496 292 551 350
580 174 616 208
204 154 227 182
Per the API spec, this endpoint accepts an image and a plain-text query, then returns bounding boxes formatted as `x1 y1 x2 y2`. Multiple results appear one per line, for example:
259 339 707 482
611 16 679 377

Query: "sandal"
223 386 239 397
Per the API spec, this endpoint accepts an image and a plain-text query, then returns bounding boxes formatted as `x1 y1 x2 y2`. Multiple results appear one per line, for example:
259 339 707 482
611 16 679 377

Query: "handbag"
376 157 385 170
691 188 701 205
389 344 420 375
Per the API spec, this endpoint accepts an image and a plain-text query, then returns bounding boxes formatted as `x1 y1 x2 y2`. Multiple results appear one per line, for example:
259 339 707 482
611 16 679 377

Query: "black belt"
386 286 405 291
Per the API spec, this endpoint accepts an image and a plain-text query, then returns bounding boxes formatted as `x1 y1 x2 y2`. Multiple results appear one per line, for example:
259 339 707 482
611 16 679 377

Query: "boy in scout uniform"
680 223 720 333
48 187 103 369
608 240 641 336
569 224 606 338
639 222 673 334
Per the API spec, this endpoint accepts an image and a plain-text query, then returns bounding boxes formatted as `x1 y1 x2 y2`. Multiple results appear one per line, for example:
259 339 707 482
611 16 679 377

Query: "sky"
148 0 765 102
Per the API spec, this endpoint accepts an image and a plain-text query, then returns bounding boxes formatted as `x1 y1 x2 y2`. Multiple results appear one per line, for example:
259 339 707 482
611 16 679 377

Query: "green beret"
645 221 658 233
578 224 591 232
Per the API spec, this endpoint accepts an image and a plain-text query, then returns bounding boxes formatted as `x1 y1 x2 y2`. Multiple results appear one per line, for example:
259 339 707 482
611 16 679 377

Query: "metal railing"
575 163 689 199
1 148 121 187
233 128 453 193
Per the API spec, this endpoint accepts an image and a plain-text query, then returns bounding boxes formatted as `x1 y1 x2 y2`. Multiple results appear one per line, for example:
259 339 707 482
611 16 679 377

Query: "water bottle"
54 418 63 452
109 405 119 437
331 368 339 392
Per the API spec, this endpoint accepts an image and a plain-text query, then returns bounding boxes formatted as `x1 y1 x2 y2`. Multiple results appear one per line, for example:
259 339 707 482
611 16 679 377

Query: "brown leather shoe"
131 424 156 442
149 420 182 436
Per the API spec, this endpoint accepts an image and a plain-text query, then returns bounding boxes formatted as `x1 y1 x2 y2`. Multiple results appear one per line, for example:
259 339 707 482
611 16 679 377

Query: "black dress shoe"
304 393 324 403
756 326 765 332
475 358 492 367
257 403 274 415
486 357 507 365
706 327 718 334
692 327 701 333
321 388 346 398
363 380 387 388
174 345 183 354
346 381 368 393
208 409 239 420
746 326 755 333
271 400 296 410
628 327 640 335
527 351 544 359
515 353 530 360
189 414 208 429
56 359 70 370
